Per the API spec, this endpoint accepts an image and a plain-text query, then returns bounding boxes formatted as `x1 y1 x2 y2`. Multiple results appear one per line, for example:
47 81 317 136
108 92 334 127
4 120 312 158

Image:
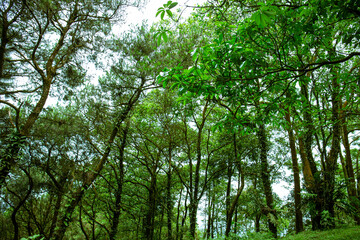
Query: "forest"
1 0 360 239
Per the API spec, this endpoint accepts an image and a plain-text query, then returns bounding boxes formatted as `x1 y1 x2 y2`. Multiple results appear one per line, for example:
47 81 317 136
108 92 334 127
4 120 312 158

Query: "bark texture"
257 123 277 238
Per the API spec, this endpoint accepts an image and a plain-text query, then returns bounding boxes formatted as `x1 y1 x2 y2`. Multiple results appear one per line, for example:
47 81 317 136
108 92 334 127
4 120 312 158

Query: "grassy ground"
282 226 360 240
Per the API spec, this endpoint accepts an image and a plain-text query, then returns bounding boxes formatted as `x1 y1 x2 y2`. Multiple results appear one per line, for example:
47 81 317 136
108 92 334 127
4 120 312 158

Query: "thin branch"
0 99 19 112
0 86 41 95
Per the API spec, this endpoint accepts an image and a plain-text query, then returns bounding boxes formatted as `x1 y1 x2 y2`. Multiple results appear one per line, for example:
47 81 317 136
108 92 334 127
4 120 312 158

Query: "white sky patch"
274 178 291 200
116 0 207 33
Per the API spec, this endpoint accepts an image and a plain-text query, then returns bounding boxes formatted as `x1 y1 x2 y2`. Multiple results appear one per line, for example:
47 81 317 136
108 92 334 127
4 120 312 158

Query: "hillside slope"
283 226 360 240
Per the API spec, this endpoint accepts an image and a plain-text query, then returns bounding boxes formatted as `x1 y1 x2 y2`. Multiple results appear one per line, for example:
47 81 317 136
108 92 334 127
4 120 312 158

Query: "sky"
121 0 206 28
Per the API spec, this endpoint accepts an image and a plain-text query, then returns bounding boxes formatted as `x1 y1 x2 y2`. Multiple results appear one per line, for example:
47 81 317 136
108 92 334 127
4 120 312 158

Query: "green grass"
282 226 360 240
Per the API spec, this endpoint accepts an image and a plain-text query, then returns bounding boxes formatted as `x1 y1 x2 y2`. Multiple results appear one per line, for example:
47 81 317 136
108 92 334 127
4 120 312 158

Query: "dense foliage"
1 0 360 239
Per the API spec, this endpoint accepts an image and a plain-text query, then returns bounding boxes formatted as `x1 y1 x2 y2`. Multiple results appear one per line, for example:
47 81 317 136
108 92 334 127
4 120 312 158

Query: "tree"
0 0 141 189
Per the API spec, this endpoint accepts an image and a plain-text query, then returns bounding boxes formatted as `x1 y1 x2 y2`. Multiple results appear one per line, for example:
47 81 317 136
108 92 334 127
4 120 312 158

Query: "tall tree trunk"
144 173 157 240
211 199 215 239
233 205 238 234
298 136 323 230
225 158 232 236
166 142 173 240
109 121 130 240
324 74 341 229
175 188 183 240
357 150 360 198
255 214 261 232
167 167 173 240
206 190 212 239
252 174 261 233
225 134 244 237
340 103 360 225
179 192 188 240
189 100 209 238
48 193 63 239
299 81 323 230
189 200 198 240
189 129 202 239
284 105 304 233
257 123 277 238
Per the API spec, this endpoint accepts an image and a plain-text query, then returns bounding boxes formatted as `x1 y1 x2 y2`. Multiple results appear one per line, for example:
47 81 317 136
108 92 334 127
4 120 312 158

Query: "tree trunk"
225 159 232 236
189 200 198 240
189 100 209 238
298 136 323 230
179 192 188 240
284 105 304 233
225 178 244 237
323 74 341 229
206 191 212 239
48 193 63 239
175 188 183 240
299 81 323 230
357 150 360 199
257 123 277 238
109 121 130 240
167 145 173 240
340 104 360 225
167 171 173 240
144 174 157 240
255 214 261 232
225 134 244 237
233 205 238 234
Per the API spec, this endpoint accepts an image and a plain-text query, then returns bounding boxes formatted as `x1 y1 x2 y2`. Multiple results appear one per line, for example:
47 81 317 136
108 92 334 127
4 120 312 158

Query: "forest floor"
282 225 360 240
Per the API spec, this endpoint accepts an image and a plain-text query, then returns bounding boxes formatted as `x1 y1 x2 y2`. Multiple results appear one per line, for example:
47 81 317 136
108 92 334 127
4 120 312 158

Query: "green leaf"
170 82 179 90
192 48 199 62
162 32 168 42
253 12 261 26
156 8 164 17
161 11 165 20
166 9 173 18
219 33 224 43
263 10 276 16
168 2 178 9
